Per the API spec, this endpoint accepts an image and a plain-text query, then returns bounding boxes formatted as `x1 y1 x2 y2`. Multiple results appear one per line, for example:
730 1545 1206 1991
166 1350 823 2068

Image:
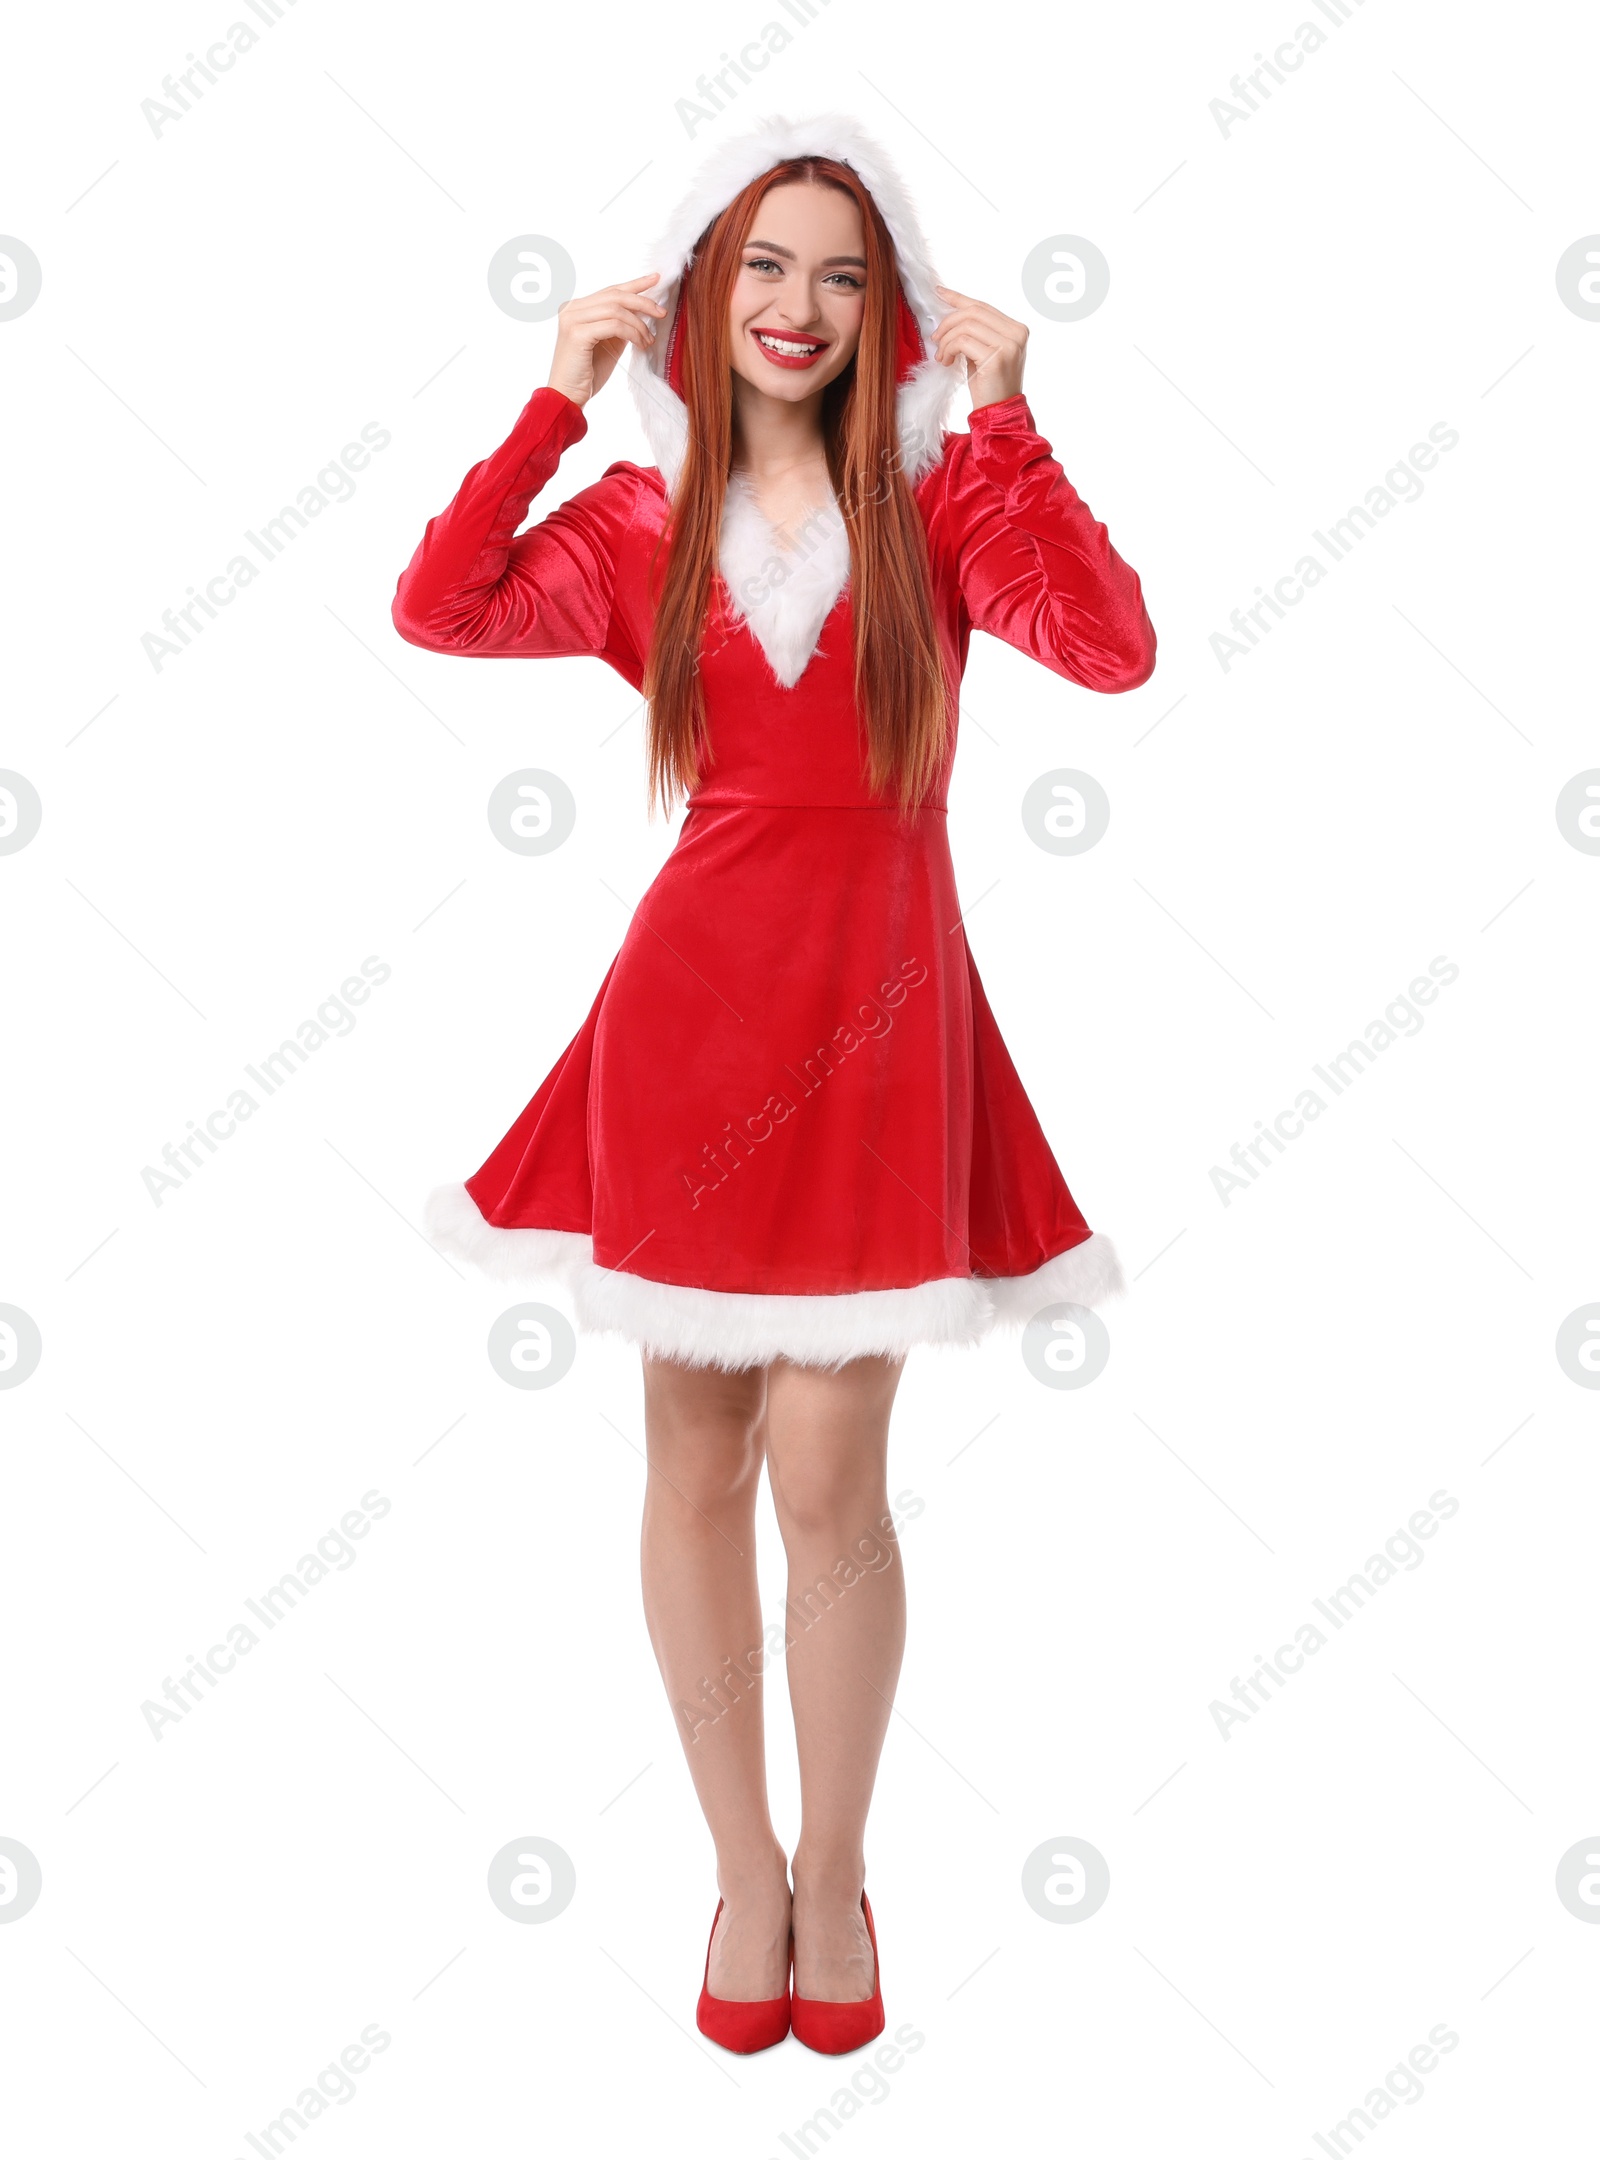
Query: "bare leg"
763 1352 906 2002
639 1352 790 1999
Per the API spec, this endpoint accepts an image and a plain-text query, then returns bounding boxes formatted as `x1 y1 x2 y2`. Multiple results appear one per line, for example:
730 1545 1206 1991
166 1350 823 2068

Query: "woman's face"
726 180 868 405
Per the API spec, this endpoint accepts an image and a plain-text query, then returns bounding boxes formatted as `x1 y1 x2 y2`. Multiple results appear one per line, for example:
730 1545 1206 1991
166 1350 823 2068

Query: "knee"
767 1451 887 1545
651 1434 764 1522
643 1364 765 1518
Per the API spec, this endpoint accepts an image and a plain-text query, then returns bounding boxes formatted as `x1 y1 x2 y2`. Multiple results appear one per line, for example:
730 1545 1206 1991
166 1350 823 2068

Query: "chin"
762 372 830 400
739 357 854 400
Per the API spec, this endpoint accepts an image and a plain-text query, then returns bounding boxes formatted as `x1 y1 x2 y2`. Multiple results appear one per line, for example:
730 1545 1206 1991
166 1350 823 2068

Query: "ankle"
790 1848 865 1901
715 1842 791 1905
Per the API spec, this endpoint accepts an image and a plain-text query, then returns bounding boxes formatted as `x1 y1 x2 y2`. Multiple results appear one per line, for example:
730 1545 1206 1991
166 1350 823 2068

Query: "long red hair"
642 157 952 816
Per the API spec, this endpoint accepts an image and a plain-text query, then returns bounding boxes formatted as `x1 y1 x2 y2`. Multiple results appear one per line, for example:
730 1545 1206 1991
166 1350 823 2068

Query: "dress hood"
626 111 962 499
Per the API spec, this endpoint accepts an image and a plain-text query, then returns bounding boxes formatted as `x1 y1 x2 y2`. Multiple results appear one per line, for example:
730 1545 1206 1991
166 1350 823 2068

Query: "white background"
3 0 1597 2152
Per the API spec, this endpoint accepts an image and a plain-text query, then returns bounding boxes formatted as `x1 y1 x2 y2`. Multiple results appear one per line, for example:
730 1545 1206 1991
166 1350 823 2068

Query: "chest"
714 470 852 689
619 465 950 692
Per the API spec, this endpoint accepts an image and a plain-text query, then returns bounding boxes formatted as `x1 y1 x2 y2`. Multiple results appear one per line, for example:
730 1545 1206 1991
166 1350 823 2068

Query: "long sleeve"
390 385 642 671
943 393 1157 693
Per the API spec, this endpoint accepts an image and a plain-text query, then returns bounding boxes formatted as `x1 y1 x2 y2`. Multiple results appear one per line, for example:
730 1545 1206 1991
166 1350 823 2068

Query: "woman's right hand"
547 274 668 408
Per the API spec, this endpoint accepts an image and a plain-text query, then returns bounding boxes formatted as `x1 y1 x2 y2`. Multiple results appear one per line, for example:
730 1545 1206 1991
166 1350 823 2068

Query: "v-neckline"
732 474 835 554
716 471 852 690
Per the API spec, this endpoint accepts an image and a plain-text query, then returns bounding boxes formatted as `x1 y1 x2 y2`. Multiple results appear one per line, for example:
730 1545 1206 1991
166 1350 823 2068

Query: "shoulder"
601 458 666 493
580 458 664 501
914 426 966 496
915 397 1035 481
597 458 668 529
910 414 987 530
913 397 1040 519
553 458 666 545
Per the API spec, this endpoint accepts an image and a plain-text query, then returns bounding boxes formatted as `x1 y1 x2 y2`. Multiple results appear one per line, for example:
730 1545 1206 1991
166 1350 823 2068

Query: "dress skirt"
425 799 1124 1369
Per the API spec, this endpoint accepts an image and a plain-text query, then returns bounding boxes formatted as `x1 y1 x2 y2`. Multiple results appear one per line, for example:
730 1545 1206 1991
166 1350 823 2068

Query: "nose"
772 284 824 330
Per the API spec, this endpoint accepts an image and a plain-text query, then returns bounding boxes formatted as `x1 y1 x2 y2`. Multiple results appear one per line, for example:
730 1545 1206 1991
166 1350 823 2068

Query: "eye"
742 257 864 291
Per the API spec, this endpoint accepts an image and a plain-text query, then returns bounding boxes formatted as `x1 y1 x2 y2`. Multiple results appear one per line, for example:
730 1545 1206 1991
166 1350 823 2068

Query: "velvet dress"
393 381 1154 1369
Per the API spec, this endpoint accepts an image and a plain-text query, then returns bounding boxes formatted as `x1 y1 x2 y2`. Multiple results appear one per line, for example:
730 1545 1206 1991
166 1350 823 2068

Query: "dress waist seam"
685 799 948 814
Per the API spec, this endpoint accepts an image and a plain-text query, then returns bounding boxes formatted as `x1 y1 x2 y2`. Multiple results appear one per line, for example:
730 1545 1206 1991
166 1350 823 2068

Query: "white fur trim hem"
425 1183 1126 1372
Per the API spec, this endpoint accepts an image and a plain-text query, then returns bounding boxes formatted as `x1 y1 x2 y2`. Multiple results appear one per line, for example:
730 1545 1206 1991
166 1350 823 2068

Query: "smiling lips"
749 326 831 369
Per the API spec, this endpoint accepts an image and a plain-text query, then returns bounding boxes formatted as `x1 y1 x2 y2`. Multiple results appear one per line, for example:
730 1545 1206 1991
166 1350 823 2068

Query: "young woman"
393 114 1155 2055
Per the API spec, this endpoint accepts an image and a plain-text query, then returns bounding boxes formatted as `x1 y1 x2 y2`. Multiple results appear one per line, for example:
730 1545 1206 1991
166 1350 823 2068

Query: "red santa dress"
392 114 1156 1371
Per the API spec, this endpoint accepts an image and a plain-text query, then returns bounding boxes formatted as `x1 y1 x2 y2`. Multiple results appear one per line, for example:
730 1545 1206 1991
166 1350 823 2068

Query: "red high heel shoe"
695 1898 792 2054
790 1891 885 2055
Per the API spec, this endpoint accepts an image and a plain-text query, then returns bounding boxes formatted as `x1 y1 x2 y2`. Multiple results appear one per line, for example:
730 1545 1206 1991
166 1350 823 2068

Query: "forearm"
962 395 1157 692
390 386 592 653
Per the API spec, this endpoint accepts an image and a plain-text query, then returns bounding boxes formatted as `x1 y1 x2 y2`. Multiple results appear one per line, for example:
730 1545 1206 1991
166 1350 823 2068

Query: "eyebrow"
743 237 868 269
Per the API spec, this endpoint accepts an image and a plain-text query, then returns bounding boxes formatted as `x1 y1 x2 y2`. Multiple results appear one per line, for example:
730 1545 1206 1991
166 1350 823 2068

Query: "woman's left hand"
931 284 1027 409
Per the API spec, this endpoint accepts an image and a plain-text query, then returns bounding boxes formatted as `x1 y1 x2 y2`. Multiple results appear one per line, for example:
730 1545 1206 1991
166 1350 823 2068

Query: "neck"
729 375 830 482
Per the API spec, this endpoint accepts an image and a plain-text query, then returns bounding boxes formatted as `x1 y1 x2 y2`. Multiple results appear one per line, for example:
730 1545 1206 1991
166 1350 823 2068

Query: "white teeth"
755 332 823 356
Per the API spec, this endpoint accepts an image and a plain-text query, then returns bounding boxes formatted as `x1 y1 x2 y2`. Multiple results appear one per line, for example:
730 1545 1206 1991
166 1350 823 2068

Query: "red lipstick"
748 326 831 370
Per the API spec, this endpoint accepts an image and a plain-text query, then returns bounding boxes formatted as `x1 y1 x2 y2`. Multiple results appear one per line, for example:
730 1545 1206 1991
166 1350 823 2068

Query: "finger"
577 290 666 322
933 318 992 354
613 276 670 312
939 327 1023 374
568 282 666 318
937 329 1008 371
930 310 978 348
940 300 1016 338
584 310 657 350
935 289 1019 335
571 302 659 341
603 300 662 333
932 303 1001 336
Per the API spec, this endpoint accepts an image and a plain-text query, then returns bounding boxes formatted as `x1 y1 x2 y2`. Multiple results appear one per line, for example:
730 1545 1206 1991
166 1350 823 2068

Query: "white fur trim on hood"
626 113 964 688
425 1182 1126 1374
